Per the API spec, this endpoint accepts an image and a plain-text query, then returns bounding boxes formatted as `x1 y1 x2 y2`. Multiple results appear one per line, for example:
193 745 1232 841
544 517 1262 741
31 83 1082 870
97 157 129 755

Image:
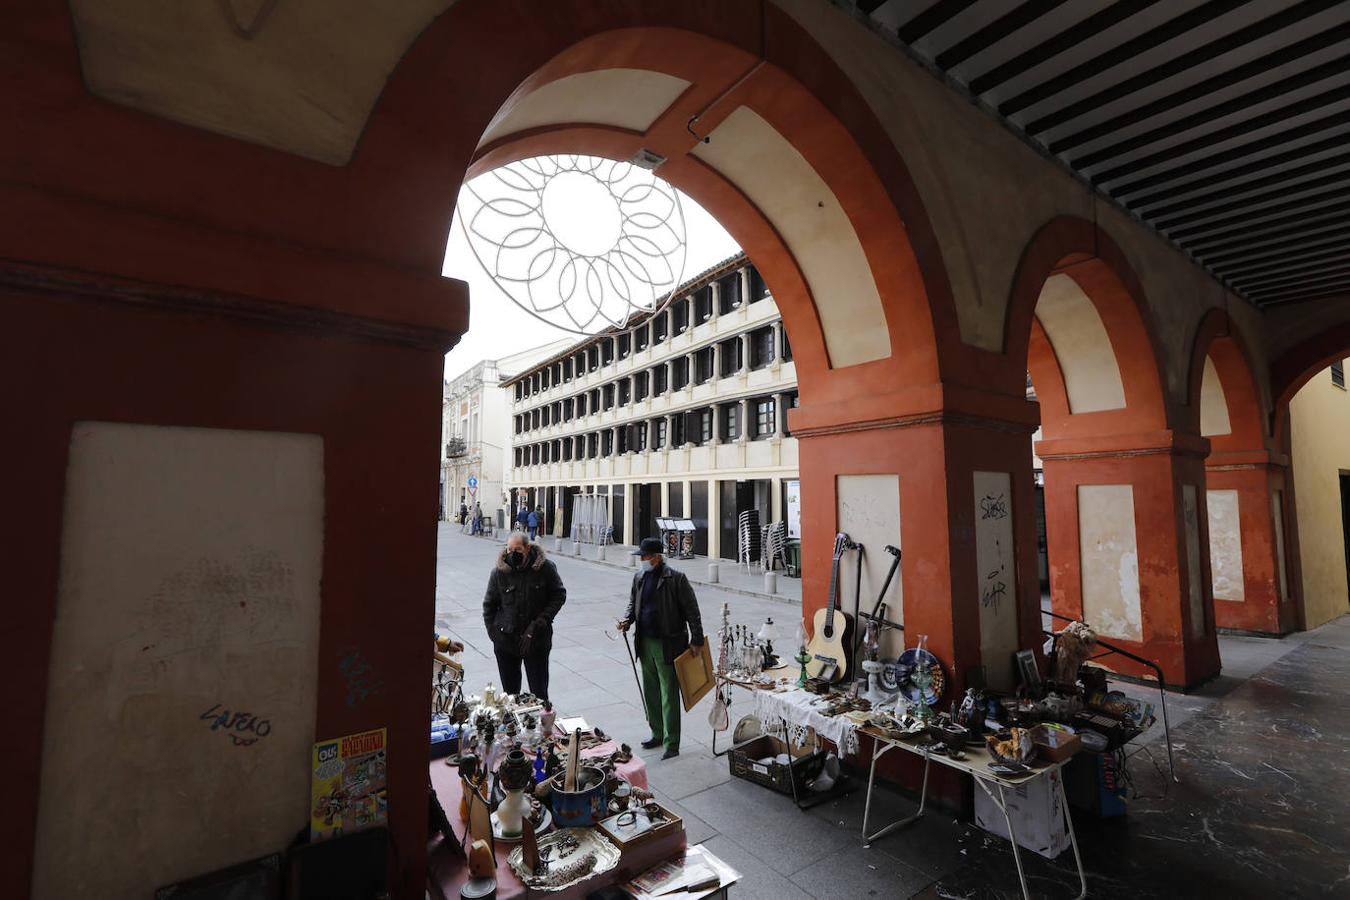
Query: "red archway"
1187 310 1300 634
1004 217 1220 688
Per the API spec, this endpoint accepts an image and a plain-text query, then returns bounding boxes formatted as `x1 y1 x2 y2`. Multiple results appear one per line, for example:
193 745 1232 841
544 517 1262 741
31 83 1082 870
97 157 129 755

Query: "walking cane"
606 628 649 722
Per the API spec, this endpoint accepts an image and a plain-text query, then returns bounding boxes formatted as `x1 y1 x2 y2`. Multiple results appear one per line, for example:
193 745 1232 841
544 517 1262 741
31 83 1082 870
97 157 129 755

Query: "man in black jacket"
482 533 566 701
618 537 704 759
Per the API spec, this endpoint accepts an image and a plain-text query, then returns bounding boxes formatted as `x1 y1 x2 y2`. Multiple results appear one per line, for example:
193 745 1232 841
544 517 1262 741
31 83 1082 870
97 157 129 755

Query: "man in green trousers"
617 537 704 759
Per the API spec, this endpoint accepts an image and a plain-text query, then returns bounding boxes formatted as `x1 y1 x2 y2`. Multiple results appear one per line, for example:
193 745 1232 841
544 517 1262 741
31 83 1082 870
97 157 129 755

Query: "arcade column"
1204 451 1299 635
1037 431 1222 689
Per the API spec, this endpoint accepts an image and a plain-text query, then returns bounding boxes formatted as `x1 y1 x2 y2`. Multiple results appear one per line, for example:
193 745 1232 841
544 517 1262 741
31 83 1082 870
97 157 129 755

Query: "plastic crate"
729 734 823 796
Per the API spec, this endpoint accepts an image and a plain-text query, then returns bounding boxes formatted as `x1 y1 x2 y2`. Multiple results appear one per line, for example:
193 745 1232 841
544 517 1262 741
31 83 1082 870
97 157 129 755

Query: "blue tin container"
548 766 607 827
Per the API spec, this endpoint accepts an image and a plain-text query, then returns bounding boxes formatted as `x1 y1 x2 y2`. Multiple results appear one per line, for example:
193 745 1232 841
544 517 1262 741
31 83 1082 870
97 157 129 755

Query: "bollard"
634 553 643 568
572 541 582 557
707 562 720 584
595 545 606 562
554 537 564 553
764 571 778 595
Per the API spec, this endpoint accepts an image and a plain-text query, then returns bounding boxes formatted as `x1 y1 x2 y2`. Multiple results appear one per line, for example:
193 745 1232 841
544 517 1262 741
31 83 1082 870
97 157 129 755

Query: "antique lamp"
757 617 779 668
794 620 810 687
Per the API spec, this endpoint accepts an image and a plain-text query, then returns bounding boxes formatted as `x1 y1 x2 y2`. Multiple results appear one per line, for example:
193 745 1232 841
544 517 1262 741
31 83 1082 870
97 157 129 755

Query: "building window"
749 266 768 303
653 364 668 394
652 314 668 345
1333 360 1345 389
673 356 689 390
618 332 631 358
695 347 714 384
604 384 615 410
672 413 686 446
718 403 739 440
635 324 649 352
719 338 742 378
695 286 713 323
673 297 690 334
782 390 799 437
602 339 615 365
619 379 631 406
588 432 598 458
684 408 712 445
635 371 649 402
754 398 775 439
782 327 793 362
655 418 667 449
750 326 774 370
717 272 742 315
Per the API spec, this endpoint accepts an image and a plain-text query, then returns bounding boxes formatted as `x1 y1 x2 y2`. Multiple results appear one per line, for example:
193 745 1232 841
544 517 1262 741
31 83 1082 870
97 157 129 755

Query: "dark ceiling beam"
967 0 1158 96
1171 197 1350 246
1129 134 1350 210
1236 263 1350 293
897 0 969 45
935 1 1067 71
1231 258 1350 289
1149 163 1350 229
1068 51 1350 169
1050 26 1350 156
1212 243 1349 279
1201 224 1350 266
998 0 1247 118
1247 276 1350 303
1029 0 1345 137
1257 286 1350 307
1191 217 1350 260
1106 107 1350 196
1089 82 1350 185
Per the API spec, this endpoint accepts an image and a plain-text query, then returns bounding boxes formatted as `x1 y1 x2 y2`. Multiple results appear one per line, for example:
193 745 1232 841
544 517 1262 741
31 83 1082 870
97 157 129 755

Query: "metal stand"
859 731 1087 899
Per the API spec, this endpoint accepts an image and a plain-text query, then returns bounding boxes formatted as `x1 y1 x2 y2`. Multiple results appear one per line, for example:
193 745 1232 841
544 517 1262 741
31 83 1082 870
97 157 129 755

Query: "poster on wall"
311 728 388 841
785 479 802 539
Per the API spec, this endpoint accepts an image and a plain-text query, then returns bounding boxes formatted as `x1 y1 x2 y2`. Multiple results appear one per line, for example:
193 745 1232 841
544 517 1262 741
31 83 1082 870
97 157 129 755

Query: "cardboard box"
974 769 1070 860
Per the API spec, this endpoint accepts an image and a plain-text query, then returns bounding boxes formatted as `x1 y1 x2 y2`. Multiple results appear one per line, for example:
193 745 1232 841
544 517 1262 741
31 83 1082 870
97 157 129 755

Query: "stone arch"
1271 321 1350 445
1186 309 1268 452
1005 216 1170 441
354 10 963 423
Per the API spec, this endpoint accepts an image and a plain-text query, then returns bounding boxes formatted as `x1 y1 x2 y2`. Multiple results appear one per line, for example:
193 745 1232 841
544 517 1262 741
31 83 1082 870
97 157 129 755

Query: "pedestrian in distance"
472 501 484 535
482 532 566 701
459 501 468 525
515 505 530 533
527 507 540 541
617 537 704 759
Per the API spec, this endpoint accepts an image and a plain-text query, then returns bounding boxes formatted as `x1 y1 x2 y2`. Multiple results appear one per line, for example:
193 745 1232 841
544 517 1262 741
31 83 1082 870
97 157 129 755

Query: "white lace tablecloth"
751 687 861 757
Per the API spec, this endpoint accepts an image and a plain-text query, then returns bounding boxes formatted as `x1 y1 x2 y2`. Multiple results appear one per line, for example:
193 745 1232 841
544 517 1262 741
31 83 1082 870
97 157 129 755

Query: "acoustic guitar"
805 533 854 682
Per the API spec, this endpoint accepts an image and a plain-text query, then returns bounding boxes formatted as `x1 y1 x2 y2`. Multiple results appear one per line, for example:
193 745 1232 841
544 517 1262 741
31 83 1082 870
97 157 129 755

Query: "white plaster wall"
1077 484 1142 641
1199 355 1232 436
479 68 690 148
1034 274 1126 414
836 474 903 658
33 423 324 900
695 107 890 367
1207 489 1245 602
1183 484 1206 638
974 471 1018 692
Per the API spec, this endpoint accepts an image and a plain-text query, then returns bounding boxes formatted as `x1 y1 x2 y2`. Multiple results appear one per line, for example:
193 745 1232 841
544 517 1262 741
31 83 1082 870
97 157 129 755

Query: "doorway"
1340 473 1350 603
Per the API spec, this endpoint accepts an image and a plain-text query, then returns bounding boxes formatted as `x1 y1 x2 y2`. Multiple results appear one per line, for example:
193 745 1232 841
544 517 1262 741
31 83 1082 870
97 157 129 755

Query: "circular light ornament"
457 155 687 335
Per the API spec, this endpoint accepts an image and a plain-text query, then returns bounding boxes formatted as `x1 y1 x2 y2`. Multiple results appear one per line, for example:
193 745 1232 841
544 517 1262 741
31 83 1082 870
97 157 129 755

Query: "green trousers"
638 636 681 751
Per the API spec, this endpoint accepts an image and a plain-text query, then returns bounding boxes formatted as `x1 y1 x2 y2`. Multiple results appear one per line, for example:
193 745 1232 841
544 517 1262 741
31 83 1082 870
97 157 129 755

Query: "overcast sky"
441 172 740 381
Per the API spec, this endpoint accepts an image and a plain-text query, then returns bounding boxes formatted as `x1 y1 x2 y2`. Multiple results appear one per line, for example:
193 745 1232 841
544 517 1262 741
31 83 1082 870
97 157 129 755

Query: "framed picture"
1013 649 1042 697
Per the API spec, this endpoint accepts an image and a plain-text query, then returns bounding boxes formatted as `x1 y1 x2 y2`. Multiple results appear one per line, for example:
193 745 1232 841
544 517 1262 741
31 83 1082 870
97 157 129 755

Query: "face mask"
508 550 525 567
639 559 654 573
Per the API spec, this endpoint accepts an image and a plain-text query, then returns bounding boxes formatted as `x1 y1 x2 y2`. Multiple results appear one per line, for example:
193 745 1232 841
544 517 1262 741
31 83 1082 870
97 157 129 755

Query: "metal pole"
609 628 649 722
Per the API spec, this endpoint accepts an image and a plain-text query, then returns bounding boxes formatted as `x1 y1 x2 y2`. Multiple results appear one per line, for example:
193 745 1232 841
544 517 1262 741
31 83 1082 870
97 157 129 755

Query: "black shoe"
662 747 680 760
641 737 663 749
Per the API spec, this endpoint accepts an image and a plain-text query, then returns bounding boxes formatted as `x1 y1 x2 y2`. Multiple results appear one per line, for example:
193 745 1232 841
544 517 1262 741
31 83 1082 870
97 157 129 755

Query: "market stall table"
858 725 1086 900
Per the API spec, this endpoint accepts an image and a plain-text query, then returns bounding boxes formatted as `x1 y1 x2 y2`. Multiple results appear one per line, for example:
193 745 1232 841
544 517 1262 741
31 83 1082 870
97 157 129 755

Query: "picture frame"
1013 649 1042 697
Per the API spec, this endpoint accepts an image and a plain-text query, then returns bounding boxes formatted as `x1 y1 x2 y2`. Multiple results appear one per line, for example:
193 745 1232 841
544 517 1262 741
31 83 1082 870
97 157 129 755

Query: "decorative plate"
732 715 763 746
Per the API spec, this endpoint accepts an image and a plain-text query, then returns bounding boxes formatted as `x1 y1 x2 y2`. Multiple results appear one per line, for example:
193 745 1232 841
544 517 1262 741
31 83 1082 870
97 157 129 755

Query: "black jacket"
625 563 704 664
483 544 566 655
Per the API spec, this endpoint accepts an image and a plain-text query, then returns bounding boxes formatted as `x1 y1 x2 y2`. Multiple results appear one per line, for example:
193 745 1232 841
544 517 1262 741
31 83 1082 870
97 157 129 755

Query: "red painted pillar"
1038 432 1221 689
1204 452 1299 635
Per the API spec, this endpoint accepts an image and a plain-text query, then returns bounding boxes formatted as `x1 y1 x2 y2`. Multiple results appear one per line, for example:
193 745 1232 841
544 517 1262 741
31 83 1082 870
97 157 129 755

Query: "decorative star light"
457 155 687 335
